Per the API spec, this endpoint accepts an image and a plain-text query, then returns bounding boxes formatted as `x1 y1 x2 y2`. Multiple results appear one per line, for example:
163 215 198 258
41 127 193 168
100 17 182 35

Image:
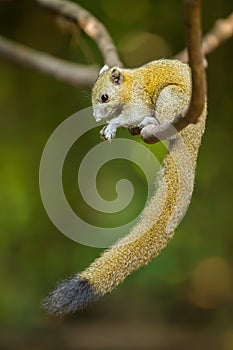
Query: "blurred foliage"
0 0 233 349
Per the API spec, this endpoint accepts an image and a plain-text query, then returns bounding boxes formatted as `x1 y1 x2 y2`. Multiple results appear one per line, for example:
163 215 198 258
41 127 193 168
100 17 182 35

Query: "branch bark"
0 0 123 86
0 1 232 93
37 0 123 67
176 11 233 63
141 0 206 144
178 0 206 125
0 35 98 86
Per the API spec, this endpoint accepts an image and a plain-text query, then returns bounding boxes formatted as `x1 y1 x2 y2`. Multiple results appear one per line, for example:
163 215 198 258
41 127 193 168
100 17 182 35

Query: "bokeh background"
0 0 233 349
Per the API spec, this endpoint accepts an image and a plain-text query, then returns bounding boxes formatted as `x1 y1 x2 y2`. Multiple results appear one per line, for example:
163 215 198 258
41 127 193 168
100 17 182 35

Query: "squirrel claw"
100 125 116 141
139 116 159 130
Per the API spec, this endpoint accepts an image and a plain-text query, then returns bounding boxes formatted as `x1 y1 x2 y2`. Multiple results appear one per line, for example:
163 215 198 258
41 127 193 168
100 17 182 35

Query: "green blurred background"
0 0 233 349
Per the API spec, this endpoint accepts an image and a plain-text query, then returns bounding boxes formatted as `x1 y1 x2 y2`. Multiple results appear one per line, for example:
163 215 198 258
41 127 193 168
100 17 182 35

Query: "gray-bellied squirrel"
44 59 207 315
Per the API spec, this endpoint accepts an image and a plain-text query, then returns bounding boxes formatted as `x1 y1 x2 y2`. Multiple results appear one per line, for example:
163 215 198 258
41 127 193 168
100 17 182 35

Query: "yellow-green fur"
80 115 206 295
92 60 189 111
44 60 206 314
82 60 206 296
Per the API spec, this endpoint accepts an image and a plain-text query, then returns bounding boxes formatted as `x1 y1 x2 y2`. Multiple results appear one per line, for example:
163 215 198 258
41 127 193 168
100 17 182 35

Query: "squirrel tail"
43 108 206 316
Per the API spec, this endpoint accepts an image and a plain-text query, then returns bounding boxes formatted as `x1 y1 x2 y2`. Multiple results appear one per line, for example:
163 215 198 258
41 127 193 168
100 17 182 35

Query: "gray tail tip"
42 275 101 316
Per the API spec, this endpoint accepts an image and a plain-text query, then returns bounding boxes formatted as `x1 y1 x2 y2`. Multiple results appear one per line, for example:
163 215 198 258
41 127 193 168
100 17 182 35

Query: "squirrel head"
92 65 124 122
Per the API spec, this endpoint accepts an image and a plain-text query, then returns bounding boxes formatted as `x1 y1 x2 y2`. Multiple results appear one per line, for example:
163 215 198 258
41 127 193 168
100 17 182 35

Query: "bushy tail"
43 109 206 316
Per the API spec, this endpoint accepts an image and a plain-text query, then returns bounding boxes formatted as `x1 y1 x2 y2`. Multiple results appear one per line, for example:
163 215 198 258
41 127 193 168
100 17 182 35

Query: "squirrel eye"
101 94 109 103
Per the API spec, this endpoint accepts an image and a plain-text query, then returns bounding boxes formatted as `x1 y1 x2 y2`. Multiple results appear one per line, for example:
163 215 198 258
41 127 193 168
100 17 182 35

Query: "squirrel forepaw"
139 116 159 130
100 124 117 141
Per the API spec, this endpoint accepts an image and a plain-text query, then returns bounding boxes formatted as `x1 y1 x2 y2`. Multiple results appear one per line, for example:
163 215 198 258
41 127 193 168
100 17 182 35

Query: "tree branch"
0 0 123 86
176 11 233 63
141 0 206 144
0 35 98 86
0 1 232 92
37 0 123 67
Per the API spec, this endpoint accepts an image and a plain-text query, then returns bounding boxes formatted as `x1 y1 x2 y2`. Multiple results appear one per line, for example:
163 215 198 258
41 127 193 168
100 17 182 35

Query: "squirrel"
43 59 207 316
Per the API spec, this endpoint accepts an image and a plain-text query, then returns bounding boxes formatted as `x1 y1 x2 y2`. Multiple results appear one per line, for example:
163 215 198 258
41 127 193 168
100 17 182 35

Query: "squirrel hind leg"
42 275 101 316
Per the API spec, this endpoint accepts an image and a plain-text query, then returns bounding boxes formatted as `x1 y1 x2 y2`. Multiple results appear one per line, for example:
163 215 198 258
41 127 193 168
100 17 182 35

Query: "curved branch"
37 0 123 67
176 11 233 63
0 35 98 86
142 0 206 144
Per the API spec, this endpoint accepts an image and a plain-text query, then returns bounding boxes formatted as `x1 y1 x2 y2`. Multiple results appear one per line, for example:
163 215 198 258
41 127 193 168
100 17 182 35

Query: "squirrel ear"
99 65 109 75
110 68 123 84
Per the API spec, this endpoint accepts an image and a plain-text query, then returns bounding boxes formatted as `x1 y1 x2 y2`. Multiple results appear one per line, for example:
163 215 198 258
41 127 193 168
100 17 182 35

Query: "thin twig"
141 0 206 144
37 0 123 67
176 11 233 63
0 35 98 86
